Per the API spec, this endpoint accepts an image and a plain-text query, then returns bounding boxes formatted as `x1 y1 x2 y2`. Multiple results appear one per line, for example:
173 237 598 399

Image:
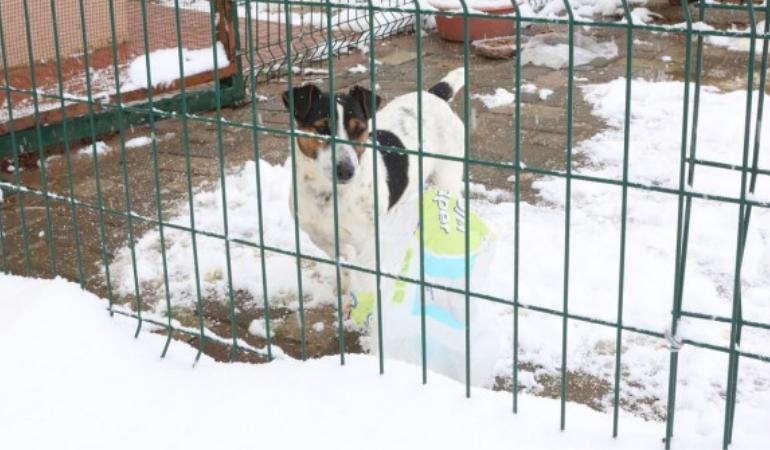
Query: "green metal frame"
1 1 769 449
0 1 245 159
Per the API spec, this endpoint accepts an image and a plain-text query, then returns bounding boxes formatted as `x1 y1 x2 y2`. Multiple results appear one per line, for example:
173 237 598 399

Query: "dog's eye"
347 119 367 138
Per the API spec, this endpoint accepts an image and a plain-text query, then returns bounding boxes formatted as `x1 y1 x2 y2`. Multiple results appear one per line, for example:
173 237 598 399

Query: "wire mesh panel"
0 0 237 141
240 0 416 79
0 1 769 449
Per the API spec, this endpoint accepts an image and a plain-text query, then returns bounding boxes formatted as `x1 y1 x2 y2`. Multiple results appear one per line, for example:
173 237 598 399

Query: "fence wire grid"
0 1 769 450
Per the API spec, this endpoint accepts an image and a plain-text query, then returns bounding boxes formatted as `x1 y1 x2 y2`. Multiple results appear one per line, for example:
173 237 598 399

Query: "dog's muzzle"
336 160 355 183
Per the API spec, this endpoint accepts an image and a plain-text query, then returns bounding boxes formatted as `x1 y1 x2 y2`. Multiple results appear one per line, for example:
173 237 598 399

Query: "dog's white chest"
295 181 376 261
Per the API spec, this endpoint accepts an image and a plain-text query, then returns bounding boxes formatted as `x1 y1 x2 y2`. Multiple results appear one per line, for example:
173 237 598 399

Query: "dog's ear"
282 84 322 124
349 85 381 120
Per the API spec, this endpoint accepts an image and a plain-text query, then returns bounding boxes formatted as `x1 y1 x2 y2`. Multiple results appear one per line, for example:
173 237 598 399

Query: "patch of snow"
539 88 554 100
248 318 272 338
348 64 368 74
4 272 769 450
124 136 153 149
469 181 512 202
473 88 516 108
312 322 325 332
427 0 515 11
123 43 229 91
78 141 111 157
302 68 329 76
521 33 618 70
536 0 649 20
669 21 769 55
627 7 661 24
110 160 334 310
661 55 672 62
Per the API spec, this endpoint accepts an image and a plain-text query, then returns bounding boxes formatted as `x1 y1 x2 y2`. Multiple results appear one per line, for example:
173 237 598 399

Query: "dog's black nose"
336 162 355 182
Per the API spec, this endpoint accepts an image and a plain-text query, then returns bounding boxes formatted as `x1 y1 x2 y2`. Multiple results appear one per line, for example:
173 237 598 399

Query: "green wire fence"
0 1 769 449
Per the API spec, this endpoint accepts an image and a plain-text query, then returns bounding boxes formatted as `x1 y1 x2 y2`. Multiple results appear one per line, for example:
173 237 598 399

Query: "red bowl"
435 7 515 43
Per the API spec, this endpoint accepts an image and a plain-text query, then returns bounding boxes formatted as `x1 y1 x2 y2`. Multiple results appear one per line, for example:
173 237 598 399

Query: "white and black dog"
282 68 466 275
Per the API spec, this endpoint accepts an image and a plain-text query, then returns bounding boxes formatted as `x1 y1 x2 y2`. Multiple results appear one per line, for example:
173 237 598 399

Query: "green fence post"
284 0 309 361
324 0 347 366
665 1 695 447
512 0 522 415
171 0 208 364
244 0 274 361
136 0 175 356
452 0 472 399
0 0 32 276
48 0 85 287
0 199 6 271
560 0 576 430
414 0 427 384
612 0 634 438
722 3 760 447
76 0 118 318
207 0 241 360
370 0 386 375
20 0 58 277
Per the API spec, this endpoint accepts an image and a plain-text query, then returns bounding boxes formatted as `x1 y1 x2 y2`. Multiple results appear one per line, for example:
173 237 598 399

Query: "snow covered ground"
108 76 770 439
1 272 766 450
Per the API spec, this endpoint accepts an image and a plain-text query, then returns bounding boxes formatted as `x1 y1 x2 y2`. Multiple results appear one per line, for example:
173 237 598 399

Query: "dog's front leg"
338 243 359 317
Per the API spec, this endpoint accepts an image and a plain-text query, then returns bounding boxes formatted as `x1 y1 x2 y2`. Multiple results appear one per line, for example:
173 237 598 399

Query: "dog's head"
282 84 381 184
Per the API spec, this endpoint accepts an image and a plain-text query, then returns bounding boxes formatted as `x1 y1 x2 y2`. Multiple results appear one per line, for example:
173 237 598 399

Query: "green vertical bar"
673 0 707 317
722 4 758 448
457 0 472 398
137 0 174 356
560 0 576 429
244 0 273 361
665 2 695 447
726 5 770 441
512 0 522 414
613 0 634 438
171 0 207 363
20 0 58 277
324 0 346 365
417 3 427 385
49 0 85 287
0 0 33 276
110 0 143 331
0 202 7 271
664 0 707 439
206 0 240 360
76 0 117 317
283 0 308 361
371 0 386 375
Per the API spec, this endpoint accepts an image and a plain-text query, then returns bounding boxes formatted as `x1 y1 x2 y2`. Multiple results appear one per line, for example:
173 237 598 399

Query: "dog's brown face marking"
346 117 369 158
296 119 332 159
282 84 381 170
296 128 324 159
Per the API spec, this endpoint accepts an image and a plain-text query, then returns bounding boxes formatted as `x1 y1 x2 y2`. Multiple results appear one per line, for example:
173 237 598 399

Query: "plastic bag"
520 32 618 69
347 189 502 385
